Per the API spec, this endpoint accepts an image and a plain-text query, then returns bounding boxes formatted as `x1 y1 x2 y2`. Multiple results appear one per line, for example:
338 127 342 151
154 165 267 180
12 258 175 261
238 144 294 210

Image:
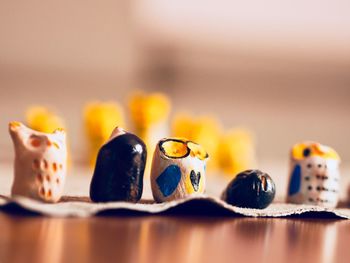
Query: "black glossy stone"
222 169 276 209
90 133 147 202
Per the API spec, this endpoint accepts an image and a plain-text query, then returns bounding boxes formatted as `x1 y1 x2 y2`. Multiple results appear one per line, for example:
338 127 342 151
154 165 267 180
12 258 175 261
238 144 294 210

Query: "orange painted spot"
47 189 52 198
45 175 51 182
52 163 57 172
37 173 43 183
47 140 52 146
31 138 41 147
9 121 21 129
43 160 48 169
39 187 45 196
33 159 40 169
56 178 60 184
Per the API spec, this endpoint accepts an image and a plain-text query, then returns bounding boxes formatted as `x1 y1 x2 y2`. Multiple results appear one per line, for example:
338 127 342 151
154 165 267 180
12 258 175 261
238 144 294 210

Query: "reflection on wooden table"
0 213 349 263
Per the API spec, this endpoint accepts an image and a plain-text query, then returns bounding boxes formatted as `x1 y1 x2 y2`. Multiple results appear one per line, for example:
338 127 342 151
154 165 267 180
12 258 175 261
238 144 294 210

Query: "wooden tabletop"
0 213 349 263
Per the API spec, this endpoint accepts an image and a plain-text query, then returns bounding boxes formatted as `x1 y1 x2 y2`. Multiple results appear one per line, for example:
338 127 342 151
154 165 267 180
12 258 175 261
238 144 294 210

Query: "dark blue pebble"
222 169 276 209
90 133 147 202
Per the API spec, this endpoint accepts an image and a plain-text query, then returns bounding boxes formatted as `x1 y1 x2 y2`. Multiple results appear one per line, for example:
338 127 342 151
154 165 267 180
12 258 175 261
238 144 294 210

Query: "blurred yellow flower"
218 128 256 177
128 91 171 176
128 91 171 129
84 101 125 166
26 106 65 133
172 113 222 171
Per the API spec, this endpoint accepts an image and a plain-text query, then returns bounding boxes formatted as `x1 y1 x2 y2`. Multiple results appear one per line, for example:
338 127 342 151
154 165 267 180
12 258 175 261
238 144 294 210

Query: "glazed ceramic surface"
90 127 147 202
151 138 209 202
9 122 67 203
222 169 276 209
287 142 340 208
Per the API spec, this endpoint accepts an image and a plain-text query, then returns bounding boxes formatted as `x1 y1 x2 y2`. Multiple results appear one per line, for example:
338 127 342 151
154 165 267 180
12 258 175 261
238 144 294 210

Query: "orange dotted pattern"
32 158 64 201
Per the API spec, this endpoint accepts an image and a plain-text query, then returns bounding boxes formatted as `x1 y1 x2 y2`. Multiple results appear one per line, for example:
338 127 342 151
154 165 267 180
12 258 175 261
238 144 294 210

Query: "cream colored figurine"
151 138 209 202
9 121 67 203
287 141 340 208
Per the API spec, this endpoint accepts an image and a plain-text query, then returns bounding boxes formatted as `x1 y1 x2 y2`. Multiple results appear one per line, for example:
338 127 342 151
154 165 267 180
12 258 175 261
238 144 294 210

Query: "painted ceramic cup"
287 141 340 208
151 138 209 202
9 121 67 203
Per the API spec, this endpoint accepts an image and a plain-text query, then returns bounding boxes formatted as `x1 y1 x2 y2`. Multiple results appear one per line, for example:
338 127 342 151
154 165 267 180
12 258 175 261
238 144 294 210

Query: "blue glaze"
156 165 181 197
289 164 301 195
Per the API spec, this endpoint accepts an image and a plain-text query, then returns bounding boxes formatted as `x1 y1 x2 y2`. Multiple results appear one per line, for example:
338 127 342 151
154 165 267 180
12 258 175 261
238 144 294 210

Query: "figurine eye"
160 139 190 159
303 148 311 157
187 141 209 160
29 136 42 147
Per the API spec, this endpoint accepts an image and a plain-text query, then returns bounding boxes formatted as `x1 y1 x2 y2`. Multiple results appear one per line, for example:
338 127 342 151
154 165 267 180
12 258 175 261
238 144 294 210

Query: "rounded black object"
90 133 147 202
222 169 276 209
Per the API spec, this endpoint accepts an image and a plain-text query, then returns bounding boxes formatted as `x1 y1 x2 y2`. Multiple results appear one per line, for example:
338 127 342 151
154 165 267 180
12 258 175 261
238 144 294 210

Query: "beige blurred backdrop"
0 0 350 167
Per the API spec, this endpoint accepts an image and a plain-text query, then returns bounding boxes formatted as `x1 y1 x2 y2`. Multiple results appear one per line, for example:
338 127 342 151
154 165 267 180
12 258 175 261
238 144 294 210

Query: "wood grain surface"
1 213 349 263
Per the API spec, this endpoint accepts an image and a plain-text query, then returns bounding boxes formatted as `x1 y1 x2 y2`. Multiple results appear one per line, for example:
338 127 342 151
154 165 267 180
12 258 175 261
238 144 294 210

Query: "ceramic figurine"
287 142 340 208
150 138 209 202
172 113 221 171
128 91 171 175
26 106 72 167
222 169 276 209
84 101 125 167
90 127 147 202
9 121 67 203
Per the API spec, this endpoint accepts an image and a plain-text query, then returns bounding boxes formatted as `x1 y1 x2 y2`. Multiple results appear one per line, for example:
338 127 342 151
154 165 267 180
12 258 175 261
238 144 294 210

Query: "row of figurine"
25 91 255 176
9 121 342 209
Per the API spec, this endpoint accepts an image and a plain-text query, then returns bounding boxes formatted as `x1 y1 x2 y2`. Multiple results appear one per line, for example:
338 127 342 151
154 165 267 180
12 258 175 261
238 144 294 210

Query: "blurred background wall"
0 0 349 164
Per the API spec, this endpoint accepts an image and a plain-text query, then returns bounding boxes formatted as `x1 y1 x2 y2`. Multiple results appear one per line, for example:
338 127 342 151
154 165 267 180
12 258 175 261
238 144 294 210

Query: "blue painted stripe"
156 165 181 197
289 164 301 195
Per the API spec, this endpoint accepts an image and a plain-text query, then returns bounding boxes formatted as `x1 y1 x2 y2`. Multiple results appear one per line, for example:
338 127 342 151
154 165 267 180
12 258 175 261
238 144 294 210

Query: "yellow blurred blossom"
128 91 171 176
128 91 171 130
172 113 222 171
84 101 125 166
218 128 256 177
26 106 65 133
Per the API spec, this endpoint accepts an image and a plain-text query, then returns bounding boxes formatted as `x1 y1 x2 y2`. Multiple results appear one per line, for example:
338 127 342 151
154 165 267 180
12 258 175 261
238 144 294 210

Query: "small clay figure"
222 169 276 209
9 121 67 203
151 138 209 202
287 142 340 208
90 127 147 202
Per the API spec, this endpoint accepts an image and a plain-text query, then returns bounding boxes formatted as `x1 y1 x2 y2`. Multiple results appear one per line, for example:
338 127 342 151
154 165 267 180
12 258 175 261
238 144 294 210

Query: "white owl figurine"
151 138 209 202
287 141 340 208
9 121 67 203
